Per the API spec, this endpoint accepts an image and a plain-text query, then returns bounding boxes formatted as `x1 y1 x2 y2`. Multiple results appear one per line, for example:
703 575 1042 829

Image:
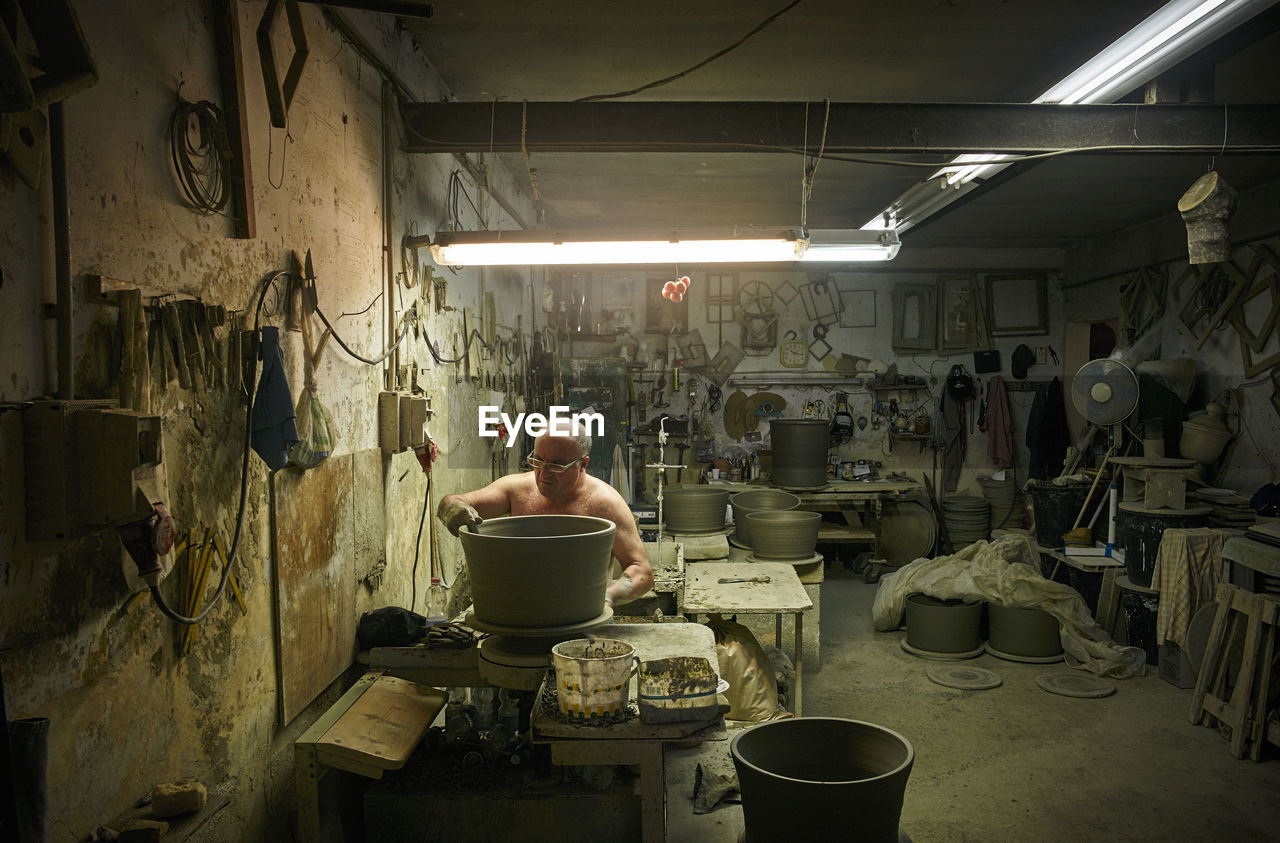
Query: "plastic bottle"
471 686 495 730
498 689 520 736
427 576 447 623
443 687 473 743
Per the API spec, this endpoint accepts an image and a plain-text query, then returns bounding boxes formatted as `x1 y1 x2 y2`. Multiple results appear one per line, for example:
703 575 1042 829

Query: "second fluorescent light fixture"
429 229 807 266
863 0 1276 233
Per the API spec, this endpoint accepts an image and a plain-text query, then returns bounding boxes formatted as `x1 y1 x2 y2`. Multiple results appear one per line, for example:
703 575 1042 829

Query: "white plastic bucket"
551 638 637 721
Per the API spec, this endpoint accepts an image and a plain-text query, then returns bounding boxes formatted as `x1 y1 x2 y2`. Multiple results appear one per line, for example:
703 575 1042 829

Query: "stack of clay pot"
730 489 800 550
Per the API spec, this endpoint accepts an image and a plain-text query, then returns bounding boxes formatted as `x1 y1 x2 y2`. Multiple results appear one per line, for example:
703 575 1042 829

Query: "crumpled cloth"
873 534 1147 679
251 326 299 470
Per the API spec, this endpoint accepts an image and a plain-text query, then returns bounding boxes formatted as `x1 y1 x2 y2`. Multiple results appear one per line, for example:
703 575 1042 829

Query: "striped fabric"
1151 528 1232 649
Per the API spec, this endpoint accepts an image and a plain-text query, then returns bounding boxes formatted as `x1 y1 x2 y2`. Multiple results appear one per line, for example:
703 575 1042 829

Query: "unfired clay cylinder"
460 515 615 628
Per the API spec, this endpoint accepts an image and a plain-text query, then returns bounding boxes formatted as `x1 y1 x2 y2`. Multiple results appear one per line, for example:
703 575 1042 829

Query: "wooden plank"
316 676 445 771
273 454 358 725
1189 584 1235 725
817 522 875 542
210 0 256 238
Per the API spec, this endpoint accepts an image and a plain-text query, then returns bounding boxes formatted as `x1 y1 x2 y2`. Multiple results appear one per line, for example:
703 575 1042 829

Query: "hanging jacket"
987 375 1013 469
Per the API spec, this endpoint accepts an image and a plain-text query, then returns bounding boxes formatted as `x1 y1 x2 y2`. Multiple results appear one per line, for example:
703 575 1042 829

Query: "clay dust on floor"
665 565 1280 841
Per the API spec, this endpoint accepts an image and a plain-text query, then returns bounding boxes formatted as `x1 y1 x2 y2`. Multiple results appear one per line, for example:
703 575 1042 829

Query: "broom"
1062 446 1114 547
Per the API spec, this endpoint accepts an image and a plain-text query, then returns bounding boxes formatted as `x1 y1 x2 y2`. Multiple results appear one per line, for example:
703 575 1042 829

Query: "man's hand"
438 498 484 536
605 573 635 608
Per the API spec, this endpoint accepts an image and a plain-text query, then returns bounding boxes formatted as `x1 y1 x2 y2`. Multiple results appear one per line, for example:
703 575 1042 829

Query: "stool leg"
1249 600 1279 762
1228 597 1263 759
1190 584 1236 725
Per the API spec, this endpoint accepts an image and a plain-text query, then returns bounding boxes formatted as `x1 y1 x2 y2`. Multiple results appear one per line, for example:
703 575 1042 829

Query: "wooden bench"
295 671 446 840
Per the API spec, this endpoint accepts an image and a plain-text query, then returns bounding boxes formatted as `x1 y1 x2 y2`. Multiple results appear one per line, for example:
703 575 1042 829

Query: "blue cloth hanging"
251 326 299 470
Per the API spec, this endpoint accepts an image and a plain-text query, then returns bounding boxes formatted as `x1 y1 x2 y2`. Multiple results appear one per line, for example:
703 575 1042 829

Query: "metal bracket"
257 0 309 129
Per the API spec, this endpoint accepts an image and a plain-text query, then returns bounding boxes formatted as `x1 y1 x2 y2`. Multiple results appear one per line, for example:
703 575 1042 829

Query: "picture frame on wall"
838 287 876 328
986 273 1049 336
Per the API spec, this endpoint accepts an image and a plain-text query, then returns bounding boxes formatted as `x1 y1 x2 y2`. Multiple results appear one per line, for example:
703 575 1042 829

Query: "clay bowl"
731 490 800 549
746 511 822 560
460 515 615 628
664 487 731 533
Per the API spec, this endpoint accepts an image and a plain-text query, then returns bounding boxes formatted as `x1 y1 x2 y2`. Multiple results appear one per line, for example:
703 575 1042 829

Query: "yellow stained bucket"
551 638 636 721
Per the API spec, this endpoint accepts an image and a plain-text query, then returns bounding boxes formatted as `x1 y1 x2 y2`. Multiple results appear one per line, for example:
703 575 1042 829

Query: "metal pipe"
50 101 73 400
382 78 397 387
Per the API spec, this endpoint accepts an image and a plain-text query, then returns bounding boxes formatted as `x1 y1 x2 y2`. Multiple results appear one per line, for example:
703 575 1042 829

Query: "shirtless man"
437 432 653 606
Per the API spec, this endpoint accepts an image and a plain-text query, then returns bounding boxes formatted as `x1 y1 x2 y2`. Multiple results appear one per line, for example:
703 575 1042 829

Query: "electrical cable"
411 468 430 614
575 0 804 102
168 98 231 214
148 268 289 624
314 304 413 366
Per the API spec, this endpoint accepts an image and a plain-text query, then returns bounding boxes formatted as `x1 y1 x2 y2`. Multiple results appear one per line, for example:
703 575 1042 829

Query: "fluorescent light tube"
863 0 1274 233
429 229 806 265
799 230 901 261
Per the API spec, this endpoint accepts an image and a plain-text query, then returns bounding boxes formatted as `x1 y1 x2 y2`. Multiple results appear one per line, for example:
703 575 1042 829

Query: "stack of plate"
943 495 991 550
977 476 1025 529
1193 487 1256 528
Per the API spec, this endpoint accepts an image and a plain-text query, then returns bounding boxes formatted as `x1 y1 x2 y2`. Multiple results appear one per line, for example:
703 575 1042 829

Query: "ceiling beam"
402 101 1280 155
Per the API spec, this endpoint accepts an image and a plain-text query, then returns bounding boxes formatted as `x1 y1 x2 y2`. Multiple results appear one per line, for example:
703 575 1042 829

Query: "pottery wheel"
746 552 824 566
465 606 613 638
900 638 983 661
727 529 751 550
984 642 1064 664
925 664 1003 690
1035 671 1117 698
479 635 555 667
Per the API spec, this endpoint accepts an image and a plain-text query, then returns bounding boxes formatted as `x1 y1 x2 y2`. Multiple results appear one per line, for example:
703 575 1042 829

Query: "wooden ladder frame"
1188 582 1280 760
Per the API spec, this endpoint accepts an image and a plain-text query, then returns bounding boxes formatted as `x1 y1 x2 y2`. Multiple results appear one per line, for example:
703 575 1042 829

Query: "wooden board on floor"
273 450 382 724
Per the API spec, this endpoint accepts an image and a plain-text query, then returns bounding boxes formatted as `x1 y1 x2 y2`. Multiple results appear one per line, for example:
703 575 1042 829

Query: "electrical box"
22 400 168 540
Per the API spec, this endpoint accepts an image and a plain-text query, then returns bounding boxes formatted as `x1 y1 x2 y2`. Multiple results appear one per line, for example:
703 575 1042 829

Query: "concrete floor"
665 564 1280 841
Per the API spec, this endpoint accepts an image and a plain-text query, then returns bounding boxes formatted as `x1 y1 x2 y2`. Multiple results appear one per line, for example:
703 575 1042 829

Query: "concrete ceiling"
399 0 1280 252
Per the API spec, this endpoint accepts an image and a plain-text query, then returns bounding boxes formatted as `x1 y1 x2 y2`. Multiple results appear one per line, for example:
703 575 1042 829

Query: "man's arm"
437 475 521 535
599 492 654 605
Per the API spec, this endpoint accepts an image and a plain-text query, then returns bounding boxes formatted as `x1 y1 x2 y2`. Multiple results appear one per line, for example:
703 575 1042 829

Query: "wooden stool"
1188 582 1280 760
295 672 446 839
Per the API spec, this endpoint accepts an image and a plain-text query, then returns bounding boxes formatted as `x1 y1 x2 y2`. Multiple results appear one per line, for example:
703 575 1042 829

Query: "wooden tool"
1064 446 1114 544
718 576 771 584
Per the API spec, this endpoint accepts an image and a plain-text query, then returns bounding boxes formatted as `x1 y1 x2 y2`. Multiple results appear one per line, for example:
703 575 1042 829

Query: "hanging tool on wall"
161 300 193 389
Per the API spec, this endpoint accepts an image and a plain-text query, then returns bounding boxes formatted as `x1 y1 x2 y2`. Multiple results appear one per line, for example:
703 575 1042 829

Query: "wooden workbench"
713 478 923 556
529 622 726 843
680 561 813 714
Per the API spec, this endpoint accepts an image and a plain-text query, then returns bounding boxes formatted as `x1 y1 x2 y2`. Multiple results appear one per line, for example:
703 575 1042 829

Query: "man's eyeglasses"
526 455 586 474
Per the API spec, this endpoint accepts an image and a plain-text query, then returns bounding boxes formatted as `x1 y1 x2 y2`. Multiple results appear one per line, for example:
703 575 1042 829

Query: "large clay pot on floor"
460 515 615 628
731 717 914 842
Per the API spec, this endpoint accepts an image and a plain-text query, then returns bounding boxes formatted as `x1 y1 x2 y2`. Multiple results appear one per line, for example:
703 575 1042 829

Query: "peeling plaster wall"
551 249 1067 498
0 2 530 839
1063 179 1280 493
